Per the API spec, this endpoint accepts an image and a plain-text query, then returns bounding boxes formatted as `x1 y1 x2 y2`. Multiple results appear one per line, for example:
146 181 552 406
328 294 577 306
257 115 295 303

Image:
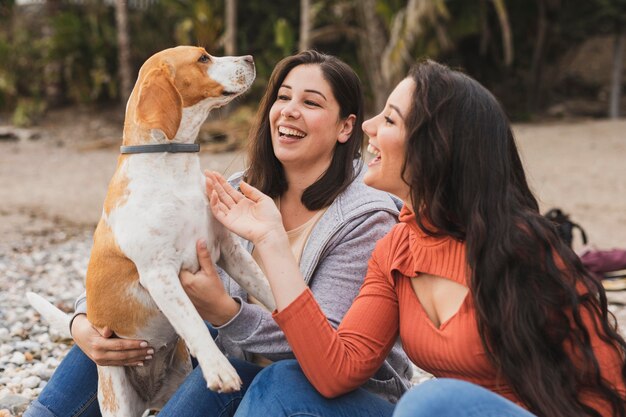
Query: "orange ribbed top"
274 206 625 414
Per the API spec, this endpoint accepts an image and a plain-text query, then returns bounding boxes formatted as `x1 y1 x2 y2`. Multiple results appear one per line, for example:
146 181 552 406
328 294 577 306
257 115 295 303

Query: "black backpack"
544 208 588 248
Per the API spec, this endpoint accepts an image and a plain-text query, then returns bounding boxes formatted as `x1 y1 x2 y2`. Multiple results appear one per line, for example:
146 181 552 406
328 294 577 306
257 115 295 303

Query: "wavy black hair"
402 60 626 417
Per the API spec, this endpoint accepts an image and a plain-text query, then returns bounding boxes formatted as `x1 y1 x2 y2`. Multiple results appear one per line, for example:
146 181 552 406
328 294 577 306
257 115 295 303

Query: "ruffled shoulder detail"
387 206 469 286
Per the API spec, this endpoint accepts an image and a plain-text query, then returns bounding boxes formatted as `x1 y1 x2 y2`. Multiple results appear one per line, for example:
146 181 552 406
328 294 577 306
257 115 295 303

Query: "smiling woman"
245 52 366 213
363 77 414 202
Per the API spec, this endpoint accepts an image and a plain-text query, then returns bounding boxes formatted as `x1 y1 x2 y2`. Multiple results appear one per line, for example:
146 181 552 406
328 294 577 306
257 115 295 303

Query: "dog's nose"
243 55 254 66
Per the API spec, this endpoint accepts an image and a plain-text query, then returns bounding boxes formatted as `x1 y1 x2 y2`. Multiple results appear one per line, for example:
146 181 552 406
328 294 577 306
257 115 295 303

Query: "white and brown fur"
27 46 275 416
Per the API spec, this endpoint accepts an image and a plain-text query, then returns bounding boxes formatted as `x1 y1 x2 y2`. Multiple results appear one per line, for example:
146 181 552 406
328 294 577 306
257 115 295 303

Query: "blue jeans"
24 327 264 417
234 359 395 417
392 379 536 417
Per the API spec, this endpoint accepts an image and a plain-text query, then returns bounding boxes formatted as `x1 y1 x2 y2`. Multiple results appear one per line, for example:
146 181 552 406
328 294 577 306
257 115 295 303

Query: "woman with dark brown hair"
203 60 626 417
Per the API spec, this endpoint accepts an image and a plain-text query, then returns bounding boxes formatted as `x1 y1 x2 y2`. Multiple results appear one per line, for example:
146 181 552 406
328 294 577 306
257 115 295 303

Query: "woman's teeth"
367 144 381 159
278 126 306 139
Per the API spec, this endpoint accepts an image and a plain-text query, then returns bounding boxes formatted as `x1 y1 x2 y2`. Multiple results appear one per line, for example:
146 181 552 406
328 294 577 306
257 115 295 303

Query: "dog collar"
120 143 200 154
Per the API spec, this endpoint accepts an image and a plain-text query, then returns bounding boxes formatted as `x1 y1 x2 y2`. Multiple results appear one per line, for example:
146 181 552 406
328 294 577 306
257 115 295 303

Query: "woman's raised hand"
205 171 284 245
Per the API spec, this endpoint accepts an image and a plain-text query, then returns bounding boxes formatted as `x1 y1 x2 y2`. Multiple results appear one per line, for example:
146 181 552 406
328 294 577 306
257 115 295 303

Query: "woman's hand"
179 240 241 326
205 171 284 245
71 314 153 366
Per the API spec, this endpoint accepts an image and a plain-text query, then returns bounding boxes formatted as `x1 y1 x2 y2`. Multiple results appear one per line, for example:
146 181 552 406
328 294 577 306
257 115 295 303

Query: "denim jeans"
392 379 536 417
234 359 395 417
24 326 264 417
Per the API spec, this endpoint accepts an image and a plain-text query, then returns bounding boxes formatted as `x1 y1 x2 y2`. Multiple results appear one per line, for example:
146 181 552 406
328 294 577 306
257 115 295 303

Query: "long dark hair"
244 50 364 210
402 60 626 417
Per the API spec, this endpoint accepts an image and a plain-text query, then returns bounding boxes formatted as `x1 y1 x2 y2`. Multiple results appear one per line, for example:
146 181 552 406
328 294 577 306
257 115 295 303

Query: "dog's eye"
198 54 211 63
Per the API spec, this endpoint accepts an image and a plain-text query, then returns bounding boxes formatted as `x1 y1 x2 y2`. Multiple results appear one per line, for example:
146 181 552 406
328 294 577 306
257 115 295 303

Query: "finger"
239 181 266 203
196 240 217 273
208 173 238 208
179 269 194 285
205 175 215 196
99 337 151 352
210 190 230 222
96 326 113 338
98 347 154 366
211 172 244 203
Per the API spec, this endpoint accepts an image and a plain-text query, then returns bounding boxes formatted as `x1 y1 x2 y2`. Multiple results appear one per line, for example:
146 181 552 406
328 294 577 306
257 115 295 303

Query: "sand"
1 116 625 253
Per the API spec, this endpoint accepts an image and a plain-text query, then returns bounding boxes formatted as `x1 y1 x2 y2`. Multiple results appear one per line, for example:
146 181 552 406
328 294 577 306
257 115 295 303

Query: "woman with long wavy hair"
199 59 626 417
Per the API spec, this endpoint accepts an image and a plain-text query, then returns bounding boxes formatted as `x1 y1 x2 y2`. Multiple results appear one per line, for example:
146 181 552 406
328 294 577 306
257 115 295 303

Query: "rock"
7 352 25 366
0 395 29 415
21 376 41 389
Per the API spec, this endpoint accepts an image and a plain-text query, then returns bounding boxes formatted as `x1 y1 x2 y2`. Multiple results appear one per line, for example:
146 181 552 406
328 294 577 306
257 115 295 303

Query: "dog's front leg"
138 266 242 392
217 231 276 311
97 365 146 417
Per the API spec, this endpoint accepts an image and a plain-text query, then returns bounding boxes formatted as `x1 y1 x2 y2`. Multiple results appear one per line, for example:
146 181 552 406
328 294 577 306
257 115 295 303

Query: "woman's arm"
207 172 401 396
214 210 397 359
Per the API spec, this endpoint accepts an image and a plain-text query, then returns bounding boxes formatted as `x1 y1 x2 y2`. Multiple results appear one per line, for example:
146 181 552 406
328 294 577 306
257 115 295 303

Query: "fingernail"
199 240 207 250
145 355 153 360
140 342 148 348
147 349 154 354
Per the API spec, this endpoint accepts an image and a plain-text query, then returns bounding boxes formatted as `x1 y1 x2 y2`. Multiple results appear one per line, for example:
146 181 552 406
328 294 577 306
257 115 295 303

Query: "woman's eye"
277 94 290 101
304 100 320 107
384 116 394 125
198 55 210 63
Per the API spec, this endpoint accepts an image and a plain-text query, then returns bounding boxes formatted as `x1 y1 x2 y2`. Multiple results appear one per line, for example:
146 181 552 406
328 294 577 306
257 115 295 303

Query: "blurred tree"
357 0 450 110
299 0 311 51
601 0 626 118
490 0 513 66
224 0 236 55
44 0 63 106
115 0 132 104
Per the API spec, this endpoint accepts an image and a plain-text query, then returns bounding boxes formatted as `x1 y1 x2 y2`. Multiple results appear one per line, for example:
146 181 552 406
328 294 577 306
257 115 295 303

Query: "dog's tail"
26 292 72 340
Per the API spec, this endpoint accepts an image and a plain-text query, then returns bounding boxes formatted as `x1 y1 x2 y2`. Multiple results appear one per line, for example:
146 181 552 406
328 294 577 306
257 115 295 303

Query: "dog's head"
124 46 255 144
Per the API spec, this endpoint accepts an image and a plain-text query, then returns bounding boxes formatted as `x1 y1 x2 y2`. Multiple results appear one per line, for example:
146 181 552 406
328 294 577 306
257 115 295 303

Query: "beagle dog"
27 46 275 416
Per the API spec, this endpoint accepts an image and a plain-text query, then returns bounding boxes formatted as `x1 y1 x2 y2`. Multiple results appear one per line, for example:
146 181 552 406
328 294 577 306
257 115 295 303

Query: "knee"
393 379 472 417
247 359 304 398
236 360 310 416
259 359 303 382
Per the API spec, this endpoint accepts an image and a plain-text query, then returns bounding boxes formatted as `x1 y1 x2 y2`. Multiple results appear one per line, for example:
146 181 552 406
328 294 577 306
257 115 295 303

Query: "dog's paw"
200 356 242 393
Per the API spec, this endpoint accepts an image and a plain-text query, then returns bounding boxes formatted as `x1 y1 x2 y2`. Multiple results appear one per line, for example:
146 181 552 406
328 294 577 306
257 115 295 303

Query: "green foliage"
0 0 620 121
50 6 118 102
12 98 46 127
274 18 295 56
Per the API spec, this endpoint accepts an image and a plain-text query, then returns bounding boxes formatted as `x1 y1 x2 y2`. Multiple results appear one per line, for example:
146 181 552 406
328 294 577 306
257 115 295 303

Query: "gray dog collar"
120 143 200 154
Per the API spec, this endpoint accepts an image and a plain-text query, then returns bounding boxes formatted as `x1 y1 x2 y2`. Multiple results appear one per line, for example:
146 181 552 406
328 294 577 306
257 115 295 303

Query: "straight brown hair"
244 50 364 210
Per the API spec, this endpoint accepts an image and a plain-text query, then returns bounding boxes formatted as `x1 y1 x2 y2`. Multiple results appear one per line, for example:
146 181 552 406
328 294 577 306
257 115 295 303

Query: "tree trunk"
479 0 490 56
356 0 389 112
490 0 513 66
609 24 625 119
225 0 237 55
43 0 62 106
115 0 132 105
299 0 311 51
528 0 547 111
381 0 449 90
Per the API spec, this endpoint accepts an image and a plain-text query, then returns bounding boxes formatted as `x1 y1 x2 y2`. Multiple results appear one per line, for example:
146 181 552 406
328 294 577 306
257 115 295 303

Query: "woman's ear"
337 114 356 144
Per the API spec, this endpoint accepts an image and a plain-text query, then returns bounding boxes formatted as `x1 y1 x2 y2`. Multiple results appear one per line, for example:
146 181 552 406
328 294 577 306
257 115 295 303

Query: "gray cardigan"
74 168 413 403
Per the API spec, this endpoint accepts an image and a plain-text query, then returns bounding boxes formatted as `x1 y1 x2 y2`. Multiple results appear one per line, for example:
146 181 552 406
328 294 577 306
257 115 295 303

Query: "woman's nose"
362 117 375 137
281 101 299 119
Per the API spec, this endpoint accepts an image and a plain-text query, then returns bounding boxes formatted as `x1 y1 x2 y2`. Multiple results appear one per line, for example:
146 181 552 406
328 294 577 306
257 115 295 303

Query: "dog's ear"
136 64 182 140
